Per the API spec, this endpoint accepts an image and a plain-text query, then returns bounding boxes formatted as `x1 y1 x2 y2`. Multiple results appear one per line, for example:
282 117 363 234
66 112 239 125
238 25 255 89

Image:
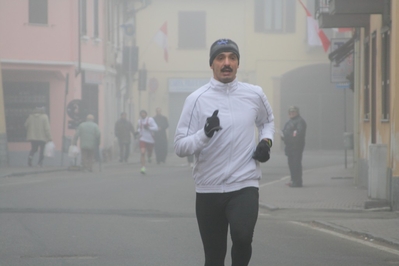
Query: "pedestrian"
24 106 52 167
115 112 135 163
281 106 307 187
174 38 275 266
153 107 169 164
137 110 158 174
73 114 101 172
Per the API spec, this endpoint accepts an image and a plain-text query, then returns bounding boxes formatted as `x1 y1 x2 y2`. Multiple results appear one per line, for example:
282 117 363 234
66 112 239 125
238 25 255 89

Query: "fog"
0 0 356 167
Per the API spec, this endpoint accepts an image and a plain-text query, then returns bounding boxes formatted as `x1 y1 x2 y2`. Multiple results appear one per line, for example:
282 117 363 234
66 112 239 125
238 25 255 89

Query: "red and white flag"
298 0 330 52
154 22 168 62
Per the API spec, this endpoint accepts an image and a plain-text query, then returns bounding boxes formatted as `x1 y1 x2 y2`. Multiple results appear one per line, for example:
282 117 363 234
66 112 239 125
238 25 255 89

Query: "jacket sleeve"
296 118 307 140
174 97 210 157
148 117 159 132
255 89 275 142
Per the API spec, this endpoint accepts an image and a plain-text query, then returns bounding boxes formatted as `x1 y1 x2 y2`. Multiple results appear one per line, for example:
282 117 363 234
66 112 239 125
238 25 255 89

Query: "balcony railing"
315 0 329 18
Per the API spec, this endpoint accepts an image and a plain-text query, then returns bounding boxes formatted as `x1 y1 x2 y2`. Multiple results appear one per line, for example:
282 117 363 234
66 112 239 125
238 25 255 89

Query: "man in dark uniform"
282 106 307 187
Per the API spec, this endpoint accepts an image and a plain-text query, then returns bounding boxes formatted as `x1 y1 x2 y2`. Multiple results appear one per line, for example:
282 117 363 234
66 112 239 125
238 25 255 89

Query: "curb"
0 168 68 178
312 220 399 248
259 202 390 213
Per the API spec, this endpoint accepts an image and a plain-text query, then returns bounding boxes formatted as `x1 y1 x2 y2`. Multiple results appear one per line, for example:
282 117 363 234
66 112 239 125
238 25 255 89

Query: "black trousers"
118 141 130 162
29 140 46 165
287 150 303 186
196 187 259 266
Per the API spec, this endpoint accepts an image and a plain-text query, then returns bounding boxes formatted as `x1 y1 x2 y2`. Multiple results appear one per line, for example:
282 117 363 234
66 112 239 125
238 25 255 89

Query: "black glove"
252 139 272 163
204 110 222 138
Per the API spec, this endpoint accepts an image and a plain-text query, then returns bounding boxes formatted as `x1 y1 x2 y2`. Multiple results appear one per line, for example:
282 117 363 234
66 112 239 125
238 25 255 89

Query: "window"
254 0 296 33
178 11 206 49
3 82 50 142
29 0 48 24
80 0 87 36
94 0 99 38
363 37 370 121
381 30 390 121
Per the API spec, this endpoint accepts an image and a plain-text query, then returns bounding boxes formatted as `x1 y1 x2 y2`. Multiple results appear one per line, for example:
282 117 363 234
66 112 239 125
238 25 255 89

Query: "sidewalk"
0 165 68 178
1 151 399 248
258 161 399 247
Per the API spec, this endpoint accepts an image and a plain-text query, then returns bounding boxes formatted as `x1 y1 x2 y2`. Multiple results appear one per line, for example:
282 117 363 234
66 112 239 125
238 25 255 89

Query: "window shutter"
254 0 265 32
285 0 296 33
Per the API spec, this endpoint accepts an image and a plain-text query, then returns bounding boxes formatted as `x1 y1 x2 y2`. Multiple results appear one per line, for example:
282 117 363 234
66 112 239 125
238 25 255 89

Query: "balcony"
329 0 385 15
315 0 371 28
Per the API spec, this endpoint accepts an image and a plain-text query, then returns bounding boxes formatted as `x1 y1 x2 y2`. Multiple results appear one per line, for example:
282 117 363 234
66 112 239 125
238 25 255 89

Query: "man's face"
140 112 147 119
289 111 298 119
211 52 239 84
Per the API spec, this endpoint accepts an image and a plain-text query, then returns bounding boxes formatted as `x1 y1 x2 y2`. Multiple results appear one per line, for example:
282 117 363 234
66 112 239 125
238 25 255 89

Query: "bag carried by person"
44 141 55 157
68 145 80 158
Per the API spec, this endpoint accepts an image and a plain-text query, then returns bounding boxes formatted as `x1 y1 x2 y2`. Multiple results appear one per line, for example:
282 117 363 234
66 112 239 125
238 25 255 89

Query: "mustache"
221 67 232 72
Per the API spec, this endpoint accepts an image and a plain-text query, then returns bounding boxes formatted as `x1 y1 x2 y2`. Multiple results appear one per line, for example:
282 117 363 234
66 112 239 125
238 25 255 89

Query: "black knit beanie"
209 39 240 66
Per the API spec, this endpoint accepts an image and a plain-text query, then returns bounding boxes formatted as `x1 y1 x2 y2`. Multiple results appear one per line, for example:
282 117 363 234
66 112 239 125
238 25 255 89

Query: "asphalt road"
1 152 398 266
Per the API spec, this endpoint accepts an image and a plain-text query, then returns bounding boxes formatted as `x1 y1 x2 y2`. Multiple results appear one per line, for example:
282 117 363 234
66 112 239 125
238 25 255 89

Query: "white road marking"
260 176 289 187
291 221 399 256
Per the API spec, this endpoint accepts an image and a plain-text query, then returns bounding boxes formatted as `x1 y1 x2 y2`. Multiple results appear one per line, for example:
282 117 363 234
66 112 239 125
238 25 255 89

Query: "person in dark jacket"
153 107 169 164
115 112 135 163
282 106 307 187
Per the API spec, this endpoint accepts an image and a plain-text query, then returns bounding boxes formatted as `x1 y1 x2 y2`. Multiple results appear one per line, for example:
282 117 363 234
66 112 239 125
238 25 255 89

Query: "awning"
328 36 355 65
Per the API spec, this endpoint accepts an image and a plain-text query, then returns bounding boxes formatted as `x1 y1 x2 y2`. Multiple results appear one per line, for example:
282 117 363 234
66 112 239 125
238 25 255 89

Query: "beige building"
132 0 352 151
317 0 398 210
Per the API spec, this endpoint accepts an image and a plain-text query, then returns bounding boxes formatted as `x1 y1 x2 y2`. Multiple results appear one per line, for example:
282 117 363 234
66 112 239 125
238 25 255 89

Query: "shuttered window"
94 0 99 37
178 11 206 49
254 0 296 33
29 0 48 24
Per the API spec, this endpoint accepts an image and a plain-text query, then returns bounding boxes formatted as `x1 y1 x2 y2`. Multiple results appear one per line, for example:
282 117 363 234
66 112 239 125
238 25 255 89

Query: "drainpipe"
0 63 8 166
76 0 82 77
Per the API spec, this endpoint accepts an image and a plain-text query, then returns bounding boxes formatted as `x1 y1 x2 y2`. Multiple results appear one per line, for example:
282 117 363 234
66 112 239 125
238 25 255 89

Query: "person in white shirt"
174 38 275 266
137 110 158 174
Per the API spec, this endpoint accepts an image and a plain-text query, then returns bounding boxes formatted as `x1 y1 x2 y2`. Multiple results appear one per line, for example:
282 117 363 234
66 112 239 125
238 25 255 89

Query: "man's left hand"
252 139 272 163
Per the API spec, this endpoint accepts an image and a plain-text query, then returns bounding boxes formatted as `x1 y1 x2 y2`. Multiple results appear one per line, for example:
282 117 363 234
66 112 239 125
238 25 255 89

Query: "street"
1 151 399 266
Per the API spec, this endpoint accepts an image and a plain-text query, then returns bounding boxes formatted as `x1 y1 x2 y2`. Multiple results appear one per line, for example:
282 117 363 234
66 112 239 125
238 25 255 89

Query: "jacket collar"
210 77 238 92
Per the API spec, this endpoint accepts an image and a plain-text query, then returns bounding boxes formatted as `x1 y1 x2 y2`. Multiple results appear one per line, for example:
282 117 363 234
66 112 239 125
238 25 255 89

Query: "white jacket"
174 77 275 193
137 117 158 143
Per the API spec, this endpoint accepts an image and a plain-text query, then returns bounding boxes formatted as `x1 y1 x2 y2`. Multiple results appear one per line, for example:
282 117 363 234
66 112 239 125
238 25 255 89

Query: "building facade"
0 0 141 166
317 0 399 210
1 0 354 167
131 0 352 151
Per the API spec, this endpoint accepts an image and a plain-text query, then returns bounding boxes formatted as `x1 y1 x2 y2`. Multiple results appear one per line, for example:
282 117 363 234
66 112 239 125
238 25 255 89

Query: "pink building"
0 0 123 166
